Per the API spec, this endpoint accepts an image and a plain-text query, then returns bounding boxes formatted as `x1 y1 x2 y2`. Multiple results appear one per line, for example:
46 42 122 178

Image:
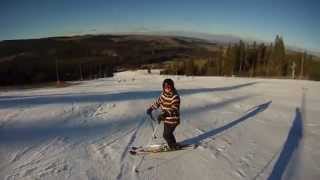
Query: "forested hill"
0 35 215 86
0 34 319 86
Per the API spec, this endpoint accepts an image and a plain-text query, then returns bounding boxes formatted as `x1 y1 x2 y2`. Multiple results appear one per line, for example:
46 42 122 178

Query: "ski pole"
149 113 159 139
152 122 159 139
148 114 155 132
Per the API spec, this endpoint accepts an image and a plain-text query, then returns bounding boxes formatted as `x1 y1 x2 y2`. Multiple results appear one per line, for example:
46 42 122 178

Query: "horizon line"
1 30 319 55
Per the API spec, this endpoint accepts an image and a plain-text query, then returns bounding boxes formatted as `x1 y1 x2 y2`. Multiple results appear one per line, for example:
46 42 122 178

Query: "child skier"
146 78 181 150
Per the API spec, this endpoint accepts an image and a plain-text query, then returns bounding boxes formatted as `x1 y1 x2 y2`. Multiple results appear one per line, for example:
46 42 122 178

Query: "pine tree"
270 35 286 76
238 40 246 74
223 44 235 76
255 43 266 76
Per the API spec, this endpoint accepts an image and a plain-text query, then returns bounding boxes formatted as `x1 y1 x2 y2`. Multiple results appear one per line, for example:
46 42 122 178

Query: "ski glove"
146 107 153 116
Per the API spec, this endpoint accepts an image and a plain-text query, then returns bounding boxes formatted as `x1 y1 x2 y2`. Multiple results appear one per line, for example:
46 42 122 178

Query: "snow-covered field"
0 70 319 180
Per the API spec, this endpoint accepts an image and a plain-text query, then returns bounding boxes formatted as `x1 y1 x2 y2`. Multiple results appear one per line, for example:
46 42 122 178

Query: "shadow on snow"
180 101 272 145
0 94 253 146
267 108 303 180
0 82 257 109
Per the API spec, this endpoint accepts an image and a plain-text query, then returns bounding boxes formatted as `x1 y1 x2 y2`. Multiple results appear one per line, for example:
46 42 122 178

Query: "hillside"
1 34 320 86
0 34 217 86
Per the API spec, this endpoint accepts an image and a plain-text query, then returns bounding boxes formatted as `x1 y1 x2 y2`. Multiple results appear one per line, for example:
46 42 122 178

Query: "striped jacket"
150 90 180 125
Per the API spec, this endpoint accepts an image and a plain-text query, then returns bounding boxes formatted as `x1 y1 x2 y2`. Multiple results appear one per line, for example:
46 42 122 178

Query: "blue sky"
0 0 319 51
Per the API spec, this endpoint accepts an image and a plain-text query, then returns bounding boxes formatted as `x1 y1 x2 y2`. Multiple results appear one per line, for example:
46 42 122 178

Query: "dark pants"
163 123 177 148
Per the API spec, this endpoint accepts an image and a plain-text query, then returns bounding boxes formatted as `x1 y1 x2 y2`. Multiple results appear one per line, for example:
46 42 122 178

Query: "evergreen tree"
238 40 246 74
270 35 286 76
223 44 235 76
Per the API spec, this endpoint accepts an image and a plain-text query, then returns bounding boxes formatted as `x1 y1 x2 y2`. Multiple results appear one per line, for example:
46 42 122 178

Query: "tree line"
161 35 320 81
1 35 319 87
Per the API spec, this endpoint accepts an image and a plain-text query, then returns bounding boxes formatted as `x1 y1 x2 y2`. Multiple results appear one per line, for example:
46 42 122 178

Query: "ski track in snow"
1 70 319 180
4 137 72 180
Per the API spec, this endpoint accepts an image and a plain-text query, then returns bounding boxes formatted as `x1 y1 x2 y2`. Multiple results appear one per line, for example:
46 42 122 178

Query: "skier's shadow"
180 101 272 145
267 108 303 180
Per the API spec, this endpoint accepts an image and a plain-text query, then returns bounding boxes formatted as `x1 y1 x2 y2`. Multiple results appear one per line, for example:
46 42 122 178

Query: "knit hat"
162 78 175 90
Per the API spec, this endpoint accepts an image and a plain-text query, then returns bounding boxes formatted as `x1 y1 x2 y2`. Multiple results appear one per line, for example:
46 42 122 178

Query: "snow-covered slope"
0 70 319 180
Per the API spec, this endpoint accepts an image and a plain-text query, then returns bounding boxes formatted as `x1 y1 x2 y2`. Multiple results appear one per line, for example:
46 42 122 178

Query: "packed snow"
0 70 319 180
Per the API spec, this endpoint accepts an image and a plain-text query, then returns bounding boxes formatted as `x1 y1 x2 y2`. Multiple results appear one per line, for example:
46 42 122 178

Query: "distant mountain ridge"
127 30 320 57
1 31 319 57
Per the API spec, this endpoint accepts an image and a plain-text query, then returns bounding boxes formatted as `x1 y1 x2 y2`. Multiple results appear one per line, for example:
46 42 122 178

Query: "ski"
129 143 198 155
